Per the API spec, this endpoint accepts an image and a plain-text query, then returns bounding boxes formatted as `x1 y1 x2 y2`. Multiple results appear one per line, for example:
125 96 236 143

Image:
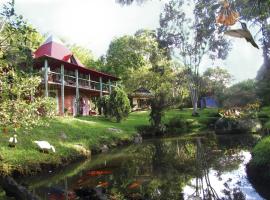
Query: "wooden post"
75 69 79 116
61 64 65 115
99 76 103 97
44 59 49 97
88 74 91 88
109 79 112 94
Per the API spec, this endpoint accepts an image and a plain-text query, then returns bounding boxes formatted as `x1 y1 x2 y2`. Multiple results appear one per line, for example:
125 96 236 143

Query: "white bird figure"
34 141 56 153
8 134 17 147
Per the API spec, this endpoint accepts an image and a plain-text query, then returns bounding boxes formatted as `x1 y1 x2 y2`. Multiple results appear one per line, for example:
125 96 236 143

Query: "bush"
165 117 188 134
136 125 156 137
248 136 270 185
108 87 131 122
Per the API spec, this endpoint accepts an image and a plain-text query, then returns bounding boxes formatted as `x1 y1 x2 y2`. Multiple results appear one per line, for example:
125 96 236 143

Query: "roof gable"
34 35 83 66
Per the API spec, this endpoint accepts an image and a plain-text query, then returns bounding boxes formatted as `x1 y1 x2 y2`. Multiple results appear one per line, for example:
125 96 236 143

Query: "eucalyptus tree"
158 0 230 115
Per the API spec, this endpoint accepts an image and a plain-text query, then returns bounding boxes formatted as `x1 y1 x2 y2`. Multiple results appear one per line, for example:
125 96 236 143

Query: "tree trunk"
190 86 199 116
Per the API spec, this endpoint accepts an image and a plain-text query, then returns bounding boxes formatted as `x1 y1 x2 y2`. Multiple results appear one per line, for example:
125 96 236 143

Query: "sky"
1 0 264 83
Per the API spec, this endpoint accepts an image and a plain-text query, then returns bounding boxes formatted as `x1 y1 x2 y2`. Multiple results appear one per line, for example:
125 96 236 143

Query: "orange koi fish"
128 181 141 189
87 170 112 176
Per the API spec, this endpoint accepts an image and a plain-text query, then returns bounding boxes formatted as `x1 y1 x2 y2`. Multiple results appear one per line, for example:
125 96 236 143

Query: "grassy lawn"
0 108 217 176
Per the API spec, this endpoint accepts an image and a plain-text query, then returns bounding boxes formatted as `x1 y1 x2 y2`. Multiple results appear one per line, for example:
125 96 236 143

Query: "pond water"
7 134 270 199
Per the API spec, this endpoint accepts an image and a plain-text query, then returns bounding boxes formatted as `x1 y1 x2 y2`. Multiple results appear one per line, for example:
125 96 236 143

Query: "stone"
74 144 91 158
134 134 143 144
100 145 109 153
107 128 122 133
59 132 68 140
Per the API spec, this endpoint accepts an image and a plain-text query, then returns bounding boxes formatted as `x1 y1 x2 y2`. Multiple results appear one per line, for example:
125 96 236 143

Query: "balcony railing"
46 71 115 92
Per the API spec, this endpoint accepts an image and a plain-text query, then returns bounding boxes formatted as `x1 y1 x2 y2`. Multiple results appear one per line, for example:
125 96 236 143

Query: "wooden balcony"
46 71 114 93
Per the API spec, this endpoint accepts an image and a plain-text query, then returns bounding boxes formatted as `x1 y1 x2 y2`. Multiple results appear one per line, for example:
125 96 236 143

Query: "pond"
6 134 270 200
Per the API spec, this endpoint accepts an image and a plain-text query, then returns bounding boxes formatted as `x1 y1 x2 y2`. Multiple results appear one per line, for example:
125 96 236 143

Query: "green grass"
248 135 270 184
0 108 217 176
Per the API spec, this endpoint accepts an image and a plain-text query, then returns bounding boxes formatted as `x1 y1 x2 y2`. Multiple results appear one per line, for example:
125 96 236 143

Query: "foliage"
69 44 97 68
0 1 55 133
222 79 257 107
0 0 43 67
105 30 163 88
201 67 233 103
0 66 56 133
107 87 131 122
97 95 110 117
256 70 270 106
165 116 188 135
219 101 260 120
248 135 270 184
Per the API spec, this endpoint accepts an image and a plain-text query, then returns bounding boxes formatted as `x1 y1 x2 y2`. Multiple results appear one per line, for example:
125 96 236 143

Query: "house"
129 87 152 111
33 36 119 116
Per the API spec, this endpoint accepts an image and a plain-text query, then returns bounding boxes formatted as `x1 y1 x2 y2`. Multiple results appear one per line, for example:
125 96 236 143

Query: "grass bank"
247 135 270 184
0 108 217 176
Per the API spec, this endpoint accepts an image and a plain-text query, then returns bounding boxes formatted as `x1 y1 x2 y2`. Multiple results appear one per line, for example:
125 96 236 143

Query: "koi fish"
128 181 141 189
87 170 112 176
96 181 109 188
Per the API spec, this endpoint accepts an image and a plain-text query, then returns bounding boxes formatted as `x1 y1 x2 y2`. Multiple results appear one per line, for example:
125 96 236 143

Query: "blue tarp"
200 96 218 108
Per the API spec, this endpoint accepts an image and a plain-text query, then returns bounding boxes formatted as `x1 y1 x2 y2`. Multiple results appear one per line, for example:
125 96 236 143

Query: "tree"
158 0 230 115
69 44 97 68
107 87 131 122
202 67 233 104
0 66 56 133
0 1 55 133
105 30 159 86
223 79 257 107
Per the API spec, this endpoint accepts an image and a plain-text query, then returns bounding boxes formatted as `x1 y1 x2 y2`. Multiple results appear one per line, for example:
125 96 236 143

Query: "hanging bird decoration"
224 22 259 49
216 0 239 26
8 134 17 148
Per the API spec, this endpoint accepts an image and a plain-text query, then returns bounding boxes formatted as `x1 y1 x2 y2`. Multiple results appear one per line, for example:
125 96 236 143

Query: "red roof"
33 36 119 81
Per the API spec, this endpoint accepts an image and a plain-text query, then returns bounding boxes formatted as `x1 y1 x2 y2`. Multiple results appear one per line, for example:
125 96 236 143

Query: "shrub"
136 125 156 137
165 117 188 134
248 136 270 184
108 87 131 122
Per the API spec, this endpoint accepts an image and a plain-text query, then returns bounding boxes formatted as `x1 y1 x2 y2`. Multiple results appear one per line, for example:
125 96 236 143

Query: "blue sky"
2 0 264 82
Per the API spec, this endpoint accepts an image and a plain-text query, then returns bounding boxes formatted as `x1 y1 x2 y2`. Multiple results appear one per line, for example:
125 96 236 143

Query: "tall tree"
158 0 230 115
105 29 162 88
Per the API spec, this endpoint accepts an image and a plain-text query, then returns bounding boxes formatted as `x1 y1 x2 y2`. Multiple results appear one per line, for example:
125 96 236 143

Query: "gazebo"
33 36 119 116
129 87 153 111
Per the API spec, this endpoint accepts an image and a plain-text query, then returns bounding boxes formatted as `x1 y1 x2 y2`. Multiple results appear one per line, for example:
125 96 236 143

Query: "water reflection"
16 135 266 200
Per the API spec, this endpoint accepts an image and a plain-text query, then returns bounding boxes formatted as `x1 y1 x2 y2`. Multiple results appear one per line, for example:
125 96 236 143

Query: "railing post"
75 69 79 116
44 59 49 97
109 79 112 94
61 64 65 115
88 74 91 88
99 77 103 97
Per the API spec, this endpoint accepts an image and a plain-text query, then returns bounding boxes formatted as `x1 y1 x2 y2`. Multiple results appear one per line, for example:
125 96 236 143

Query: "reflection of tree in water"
186 138 247 200
109 139 197 199
31 135 253 200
